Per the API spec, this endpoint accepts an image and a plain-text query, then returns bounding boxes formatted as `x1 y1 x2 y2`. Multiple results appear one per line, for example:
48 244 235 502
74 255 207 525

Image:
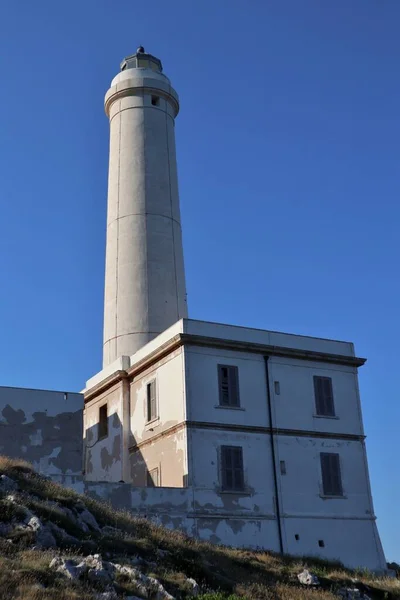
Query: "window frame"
313 375 335 417
217 364 240 408
320 452 343 497
220 445 245 492
146 379 158 423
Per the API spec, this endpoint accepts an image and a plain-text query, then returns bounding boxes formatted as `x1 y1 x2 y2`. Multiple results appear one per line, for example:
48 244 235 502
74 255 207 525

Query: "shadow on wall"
84 412 155 486
0 403 83 477
83 410 185 487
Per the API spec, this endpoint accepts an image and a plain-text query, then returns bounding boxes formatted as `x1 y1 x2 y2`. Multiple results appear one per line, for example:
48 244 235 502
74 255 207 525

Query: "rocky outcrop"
49 554 175 599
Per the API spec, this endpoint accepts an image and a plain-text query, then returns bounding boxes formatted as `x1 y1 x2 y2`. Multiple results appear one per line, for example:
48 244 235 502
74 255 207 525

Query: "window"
146 467 159 487
280 460 286 475
220 446 244 491
320 453 343 496
218 365 240 407
314 376 335 416
274 381 281 395
151 95 160 106
146 380 157 422
98 404 108 439
318 540 325 548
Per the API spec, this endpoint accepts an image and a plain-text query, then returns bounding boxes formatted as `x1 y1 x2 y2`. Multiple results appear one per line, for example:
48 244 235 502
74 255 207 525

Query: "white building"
82 48 386 570
83 319 386 570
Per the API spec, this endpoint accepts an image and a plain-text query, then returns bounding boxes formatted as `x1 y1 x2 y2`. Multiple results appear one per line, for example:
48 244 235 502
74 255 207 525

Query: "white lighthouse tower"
102 47 188 367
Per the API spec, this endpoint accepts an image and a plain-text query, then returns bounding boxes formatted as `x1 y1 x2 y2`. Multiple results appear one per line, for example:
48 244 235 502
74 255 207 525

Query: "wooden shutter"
232 446 244 490
321 453 343 496
147 380 157 421
229 367 240 407
218 365 240 407
221 446 244 491
314 376 335 416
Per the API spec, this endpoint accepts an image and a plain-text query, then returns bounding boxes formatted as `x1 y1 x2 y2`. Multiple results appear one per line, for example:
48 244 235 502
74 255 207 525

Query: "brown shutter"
321 452 343 496
229 366 240 407
314 376 335 416
314 376 324 415
323 377 335 416
147 380 157 421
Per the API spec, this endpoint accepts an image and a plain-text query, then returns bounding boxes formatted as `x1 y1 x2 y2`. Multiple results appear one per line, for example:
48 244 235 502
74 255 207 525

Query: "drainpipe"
264 356 284 554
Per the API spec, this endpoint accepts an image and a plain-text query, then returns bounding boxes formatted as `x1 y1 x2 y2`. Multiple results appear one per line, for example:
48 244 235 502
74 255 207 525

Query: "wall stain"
0 405 82 475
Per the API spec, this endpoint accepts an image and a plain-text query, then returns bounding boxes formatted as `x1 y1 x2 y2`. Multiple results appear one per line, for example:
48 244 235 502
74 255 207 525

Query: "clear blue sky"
0 1 398 562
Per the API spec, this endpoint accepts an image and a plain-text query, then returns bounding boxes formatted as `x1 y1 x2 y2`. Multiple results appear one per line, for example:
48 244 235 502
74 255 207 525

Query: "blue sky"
0 1 398 561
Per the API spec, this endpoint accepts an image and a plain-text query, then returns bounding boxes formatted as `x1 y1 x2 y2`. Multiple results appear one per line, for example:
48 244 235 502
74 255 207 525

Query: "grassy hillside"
0 456 398 600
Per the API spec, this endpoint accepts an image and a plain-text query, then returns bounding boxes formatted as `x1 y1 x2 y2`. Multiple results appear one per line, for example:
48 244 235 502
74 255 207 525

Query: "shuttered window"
320 453 343 496
98 404 108 439
314 376 335 416
146 380 157 422
218 365 240 407
220 446 244 491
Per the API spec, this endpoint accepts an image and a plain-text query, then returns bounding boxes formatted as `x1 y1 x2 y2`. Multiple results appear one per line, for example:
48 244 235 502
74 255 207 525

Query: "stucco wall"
268 357 364 434
0 386 83 477
185 346 269 426
129 347 187 486
61 479 385 570
84 380 129 482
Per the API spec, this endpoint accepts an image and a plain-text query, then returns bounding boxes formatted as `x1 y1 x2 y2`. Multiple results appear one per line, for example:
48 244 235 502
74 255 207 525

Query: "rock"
49 522 80 546
49 557 84 580
0 475 18 493
77 554 115 586
36 526 57 548
297 569 320 586
27 516 42 532
27 516 57 548
113 563 174 599
186 577 200 596
77 508 100 532
95 593 118 600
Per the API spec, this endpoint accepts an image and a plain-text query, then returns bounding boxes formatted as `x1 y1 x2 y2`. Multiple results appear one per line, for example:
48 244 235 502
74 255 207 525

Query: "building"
82 48 386 569
0 385 83 480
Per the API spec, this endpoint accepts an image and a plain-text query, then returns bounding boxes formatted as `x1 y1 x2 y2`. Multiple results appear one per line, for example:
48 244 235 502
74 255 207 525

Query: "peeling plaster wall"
81 321 384 570
0 386 83 477
62 479 383 570
189 427 276 517
283 517 386 570
268 357 364 435
84 381 126 482
129 347 187 486
275 436 372 517
130 428 187 487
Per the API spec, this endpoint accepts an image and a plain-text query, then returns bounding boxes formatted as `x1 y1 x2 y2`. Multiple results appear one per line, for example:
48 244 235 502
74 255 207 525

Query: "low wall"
0 386 83 477
56 477 386 571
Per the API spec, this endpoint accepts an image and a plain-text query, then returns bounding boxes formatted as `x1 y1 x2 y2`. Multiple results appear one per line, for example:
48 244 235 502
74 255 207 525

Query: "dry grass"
0 457 398 600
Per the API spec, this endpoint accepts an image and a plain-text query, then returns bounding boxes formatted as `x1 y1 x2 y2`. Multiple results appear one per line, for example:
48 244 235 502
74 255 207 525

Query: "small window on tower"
98 404 108 439
151 95 160 106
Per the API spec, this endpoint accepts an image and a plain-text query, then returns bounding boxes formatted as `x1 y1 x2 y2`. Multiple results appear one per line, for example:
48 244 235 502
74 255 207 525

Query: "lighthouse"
102 47 188 367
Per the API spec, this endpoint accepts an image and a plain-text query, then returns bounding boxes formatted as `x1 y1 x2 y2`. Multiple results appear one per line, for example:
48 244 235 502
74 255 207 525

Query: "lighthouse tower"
102 48 188 367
